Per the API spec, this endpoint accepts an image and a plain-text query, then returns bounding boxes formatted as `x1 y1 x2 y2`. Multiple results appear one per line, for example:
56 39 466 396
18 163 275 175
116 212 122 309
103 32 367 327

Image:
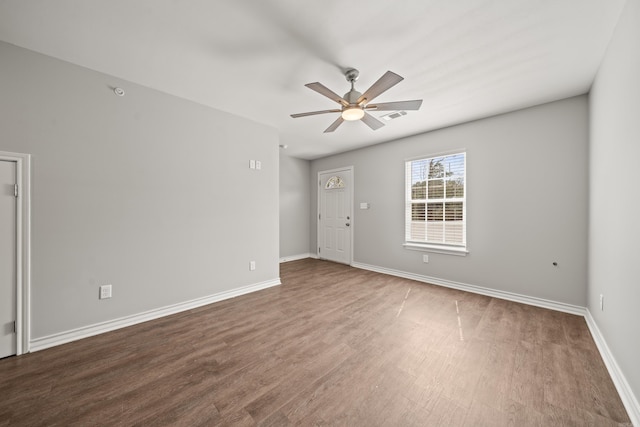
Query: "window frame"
403 151 468 256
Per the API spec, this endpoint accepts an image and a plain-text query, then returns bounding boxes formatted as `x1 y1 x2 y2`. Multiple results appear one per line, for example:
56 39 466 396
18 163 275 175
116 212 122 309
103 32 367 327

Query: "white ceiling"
0 0 626 159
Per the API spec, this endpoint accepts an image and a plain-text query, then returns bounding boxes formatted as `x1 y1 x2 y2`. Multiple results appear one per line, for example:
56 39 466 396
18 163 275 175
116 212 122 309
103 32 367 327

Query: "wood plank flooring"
0 259 632 426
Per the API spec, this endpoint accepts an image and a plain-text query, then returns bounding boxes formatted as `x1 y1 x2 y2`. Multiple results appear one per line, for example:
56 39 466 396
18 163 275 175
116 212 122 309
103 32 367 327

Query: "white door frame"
0 151 31 355
317 166 354 265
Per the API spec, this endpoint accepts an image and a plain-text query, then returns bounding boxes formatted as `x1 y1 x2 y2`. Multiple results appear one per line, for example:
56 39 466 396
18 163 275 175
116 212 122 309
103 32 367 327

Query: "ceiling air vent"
381 111 408 121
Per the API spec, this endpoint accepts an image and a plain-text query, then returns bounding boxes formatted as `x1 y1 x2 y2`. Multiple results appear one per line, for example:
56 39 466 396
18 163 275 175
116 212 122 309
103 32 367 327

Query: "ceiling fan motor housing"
344 69 363 107
343 89 362 105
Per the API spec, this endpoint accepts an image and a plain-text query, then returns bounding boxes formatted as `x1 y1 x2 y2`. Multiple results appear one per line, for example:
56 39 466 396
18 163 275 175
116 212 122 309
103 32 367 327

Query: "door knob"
346 223 350 227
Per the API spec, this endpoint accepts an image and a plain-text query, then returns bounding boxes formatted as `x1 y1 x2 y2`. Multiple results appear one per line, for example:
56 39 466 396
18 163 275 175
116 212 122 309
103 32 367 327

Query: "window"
405 152 466 254
325 176 345 189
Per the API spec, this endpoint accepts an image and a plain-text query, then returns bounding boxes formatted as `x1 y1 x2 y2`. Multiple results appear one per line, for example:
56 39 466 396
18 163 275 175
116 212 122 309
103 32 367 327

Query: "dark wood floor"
0 259 631 426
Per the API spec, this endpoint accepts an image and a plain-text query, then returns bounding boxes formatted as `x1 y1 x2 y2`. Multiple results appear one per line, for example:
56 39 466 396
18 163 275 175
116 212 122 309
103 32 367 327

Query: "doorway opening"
0 151 31 357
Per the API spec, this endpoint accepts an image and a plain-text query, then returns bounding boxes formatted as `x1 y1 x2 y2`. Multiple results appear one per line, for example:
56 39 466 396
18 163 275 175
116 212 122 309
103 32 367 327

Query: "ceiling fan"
291 69 423 133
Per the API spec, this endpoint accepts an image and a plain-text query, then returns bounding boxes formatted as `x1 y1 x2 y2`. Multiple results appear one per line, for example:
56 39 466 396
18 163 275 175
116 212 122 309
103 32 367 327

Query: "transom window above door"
325 176 345 189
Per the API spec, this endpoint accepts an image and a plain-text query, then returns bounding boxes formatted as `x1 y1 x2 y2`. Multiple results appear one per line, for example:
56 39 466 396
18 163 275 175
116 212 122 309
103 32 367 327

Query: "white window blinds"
405 152 466 248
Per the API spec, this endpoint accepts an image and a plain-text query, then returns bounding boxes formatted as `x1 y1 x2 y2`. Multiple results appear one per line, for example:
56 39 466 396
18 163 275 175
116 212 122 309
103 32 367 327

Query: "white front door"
318 168 352 265
0 160 17 358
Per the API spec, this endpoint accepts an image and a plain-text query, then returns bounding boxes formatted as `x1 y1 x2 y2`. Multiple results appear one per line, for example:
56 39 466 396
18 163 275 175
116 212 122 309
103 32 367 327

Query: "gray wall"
589 0 640 408
279 152 310 259
0 41 280 339
311 96 588 306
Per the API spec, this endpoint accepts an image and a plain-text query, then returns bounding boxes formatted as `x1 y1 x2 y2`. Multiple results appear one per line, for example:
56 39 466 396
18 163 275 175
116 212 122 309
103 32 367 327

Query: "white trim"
29 278 281 352
279 253 313 263
0 151 31 355
404 147 468 163
317 166 354 264
584 310 640 427
316 166 354 176
403 243 469 256
351 262 585 316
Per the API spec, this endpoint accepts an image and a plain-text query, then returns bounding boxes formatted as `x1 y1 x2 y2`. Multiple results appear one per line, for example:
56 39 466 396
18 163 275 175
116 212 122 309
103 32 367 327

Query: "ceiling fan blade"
306 82 348 106
361 112 385 131
324 116 345 133
290 109 341 118
365 99 423 111
356 71 404 105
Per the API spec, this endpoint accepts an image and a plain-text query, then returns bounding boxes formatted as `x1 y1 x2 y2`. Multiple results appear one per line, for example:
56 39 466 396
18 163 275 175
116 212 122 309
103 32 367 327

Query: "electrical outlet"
423 254 429 263
99 284 112 300
255 160 262 170
249 160 256 169
250 261 256 271
600 294 604 311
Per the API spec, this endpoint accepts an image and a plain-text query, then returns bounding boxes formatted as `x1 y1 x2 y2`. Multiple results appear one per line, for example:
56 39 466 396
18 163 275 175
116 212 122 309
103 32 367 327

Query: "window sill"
403 242 469 256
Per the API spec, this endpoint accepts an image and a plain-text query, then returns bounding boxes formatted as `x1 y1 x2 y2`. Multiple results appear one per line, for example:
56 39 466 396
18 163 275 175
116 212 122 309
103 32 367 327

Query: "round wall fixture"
113 87 125 96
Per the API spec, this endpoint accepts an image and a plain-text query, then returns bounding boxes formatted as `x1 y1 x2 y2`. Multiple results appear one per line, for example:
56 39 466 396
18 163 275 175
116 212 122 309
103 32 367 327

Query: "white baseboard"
25 259 640 425
279 253 313 263
351 262 585 316
585 310 640 427
29 278 281 353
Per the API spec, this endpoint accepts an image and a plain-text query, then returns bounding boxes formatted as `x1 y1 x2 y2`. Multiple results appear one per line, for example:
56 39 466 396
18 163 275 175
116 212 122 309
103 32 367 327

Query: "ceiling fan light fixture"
341 106 365 121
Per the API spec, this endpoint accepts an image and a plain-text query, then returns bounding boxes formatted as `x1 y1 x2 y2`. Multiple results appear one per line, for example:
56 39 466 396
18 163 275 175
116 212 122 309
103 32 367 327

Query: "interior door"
319 168 352 265
0 160 16 358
